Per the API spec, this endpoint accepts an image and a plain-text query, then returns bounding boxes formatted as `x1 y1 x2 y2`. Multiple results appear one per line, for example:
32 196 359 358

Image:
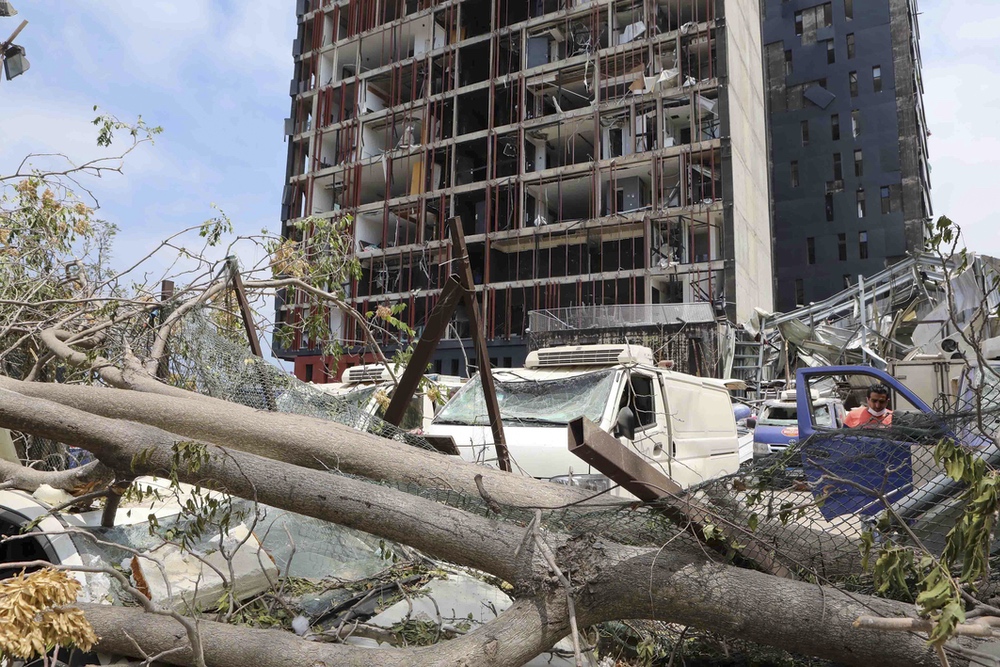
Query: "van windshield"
434 370 617 427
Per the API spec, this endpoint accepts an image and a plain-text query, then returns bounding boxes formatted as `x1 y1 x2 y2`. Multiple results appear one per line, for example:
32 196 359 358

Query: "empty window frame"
857 188 866 218
609 128 624 157
807 237 816 264
846 33 855 59
849 71 858 97
831 113 840 140
801 120 810 146
833 153 843 180
854 149 864 177
872 65 883 93
858 230 868 259
791 160 800 187
838 233 847 260
826 40 836 64
881 186 891 213
795 13 804 35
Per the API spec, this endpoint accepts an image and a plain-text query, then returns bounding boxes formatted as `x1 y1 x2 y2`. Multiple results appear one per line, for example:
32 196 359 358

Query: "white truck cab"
424 344 741 491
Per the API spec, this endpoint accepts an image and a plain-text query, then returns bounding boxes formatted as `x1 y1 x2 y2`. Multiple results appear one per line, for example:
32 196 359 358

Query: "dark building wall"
763 0 929 310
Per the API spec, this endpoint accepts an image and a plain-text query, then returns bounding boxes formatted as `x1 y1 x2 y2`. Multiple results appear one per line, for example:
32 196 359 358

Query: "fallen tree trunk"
0 383 984 666
0 376 593 509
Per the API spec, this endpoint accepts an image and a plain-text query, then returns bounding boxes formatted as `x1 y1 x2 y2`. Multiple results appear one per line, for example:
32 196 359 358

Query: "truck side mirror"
613 406 637 440
745 417 757 429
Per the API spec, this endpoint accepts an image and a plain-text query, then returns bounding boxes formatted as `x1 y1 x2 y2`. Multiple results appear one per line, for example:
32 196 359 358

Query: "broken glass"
434 370 616 427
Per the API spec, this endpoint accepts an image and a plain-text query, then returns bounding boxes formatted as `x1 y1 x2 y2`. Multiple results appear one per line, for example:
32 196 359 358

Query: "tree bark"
0 382 985 667
0 458 113 493
0 377 593 509
586 552 964 667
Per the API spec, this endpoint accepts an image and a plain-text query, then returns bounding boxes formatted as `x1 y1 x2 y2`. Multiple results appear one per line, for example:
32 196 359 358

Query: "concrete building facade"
763 0 931 310
278 0 773 380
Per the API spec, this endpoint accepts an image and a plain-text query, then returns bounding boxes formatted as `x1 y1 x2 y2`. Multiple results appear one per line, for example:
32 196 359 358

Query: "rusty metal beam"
568 417 793 579
225 257 277 412
226 256 263 359
382 276 464 427
448 217 510 472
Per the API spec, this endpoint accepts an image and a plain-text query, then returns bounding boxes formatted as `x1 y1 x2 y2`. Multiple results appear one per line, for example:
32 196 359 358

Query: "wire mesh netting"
693 367 1000 579
166 310 436 452
155 309 1000 583
80 300 1000 661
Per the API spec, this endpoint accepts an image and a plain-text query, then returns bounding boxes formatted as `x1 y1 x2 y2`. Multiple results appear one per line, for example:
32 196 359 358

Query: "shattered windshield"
341 385 378 409
760 404 797 423
434 370 617 427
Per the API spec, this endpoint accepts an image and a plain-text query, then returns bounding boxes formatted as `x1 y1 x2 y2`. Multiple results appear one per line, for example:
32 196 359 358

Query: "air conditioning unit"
933 332 975 360
525 344 655 369
344 364 403 384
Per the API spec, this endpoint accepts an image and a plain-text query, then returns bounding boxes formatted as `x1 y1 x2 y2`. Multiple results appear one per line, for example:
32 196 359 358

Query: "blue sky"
0 1 296 283
0 1 996 310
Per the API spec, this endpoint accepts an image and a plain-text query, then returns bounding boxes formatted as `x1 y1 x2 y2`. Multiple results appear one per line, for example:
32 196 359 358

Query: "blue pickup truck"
792 364 997 543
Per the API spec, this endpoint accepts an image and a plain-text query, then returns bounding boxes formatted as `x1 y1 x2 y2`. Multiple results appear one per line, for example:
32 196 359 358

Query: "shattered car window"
760 404 797 423
342 385 378 409
434 370 617 427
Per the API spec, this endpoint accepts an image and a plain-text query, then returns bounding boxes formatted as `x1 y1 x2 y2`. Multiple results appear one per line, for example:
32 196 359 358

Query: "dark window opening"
791 161 799 187
784 49 793 76
845 0 854 20
795 279 805 306
825 193 835 222
857 189 866 218
849 71 858 97
852 110 861 137
831 113 840 140
619 373 656 429
609 128 623 158
305 364 314 382
794 13 803 35
833 153 843 180
838 233 847 261
847 33 855 59
859 231 869 259
801 120 810 146
807 237 816 265
854 149 864 177
826 40 836 64
881 186 891 214
873 66 882 93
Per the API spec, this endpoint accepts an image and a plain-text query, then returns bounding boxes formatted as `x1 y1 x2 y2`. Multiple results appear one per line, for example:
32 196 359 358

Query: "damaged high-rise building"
763 0 931 310
278 0 773 380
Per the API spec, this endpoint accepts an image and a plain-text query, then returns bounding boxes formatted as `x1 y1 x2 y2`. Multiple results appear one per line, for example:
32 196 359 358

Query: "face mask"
868 407 888 417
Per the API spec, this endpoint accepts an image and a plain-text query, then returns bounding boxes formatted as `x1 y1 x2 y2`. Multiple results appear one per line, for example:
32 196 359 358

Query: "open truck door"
795 366 934 519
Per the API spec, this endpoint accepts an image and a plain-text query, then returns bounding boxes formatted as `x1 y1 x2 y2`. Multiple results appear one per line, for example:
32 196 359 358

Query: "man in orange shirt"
844 384 893 428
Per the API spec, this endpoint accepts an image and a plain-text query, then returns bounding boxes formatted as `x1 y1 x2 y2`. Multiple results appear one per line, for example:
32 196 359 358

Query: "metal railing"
528 303 718 333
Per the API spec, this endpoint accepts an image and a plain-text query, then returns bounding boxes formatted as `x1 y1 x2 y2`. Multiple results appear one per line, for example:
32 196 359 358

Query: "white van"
424 344 742 492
